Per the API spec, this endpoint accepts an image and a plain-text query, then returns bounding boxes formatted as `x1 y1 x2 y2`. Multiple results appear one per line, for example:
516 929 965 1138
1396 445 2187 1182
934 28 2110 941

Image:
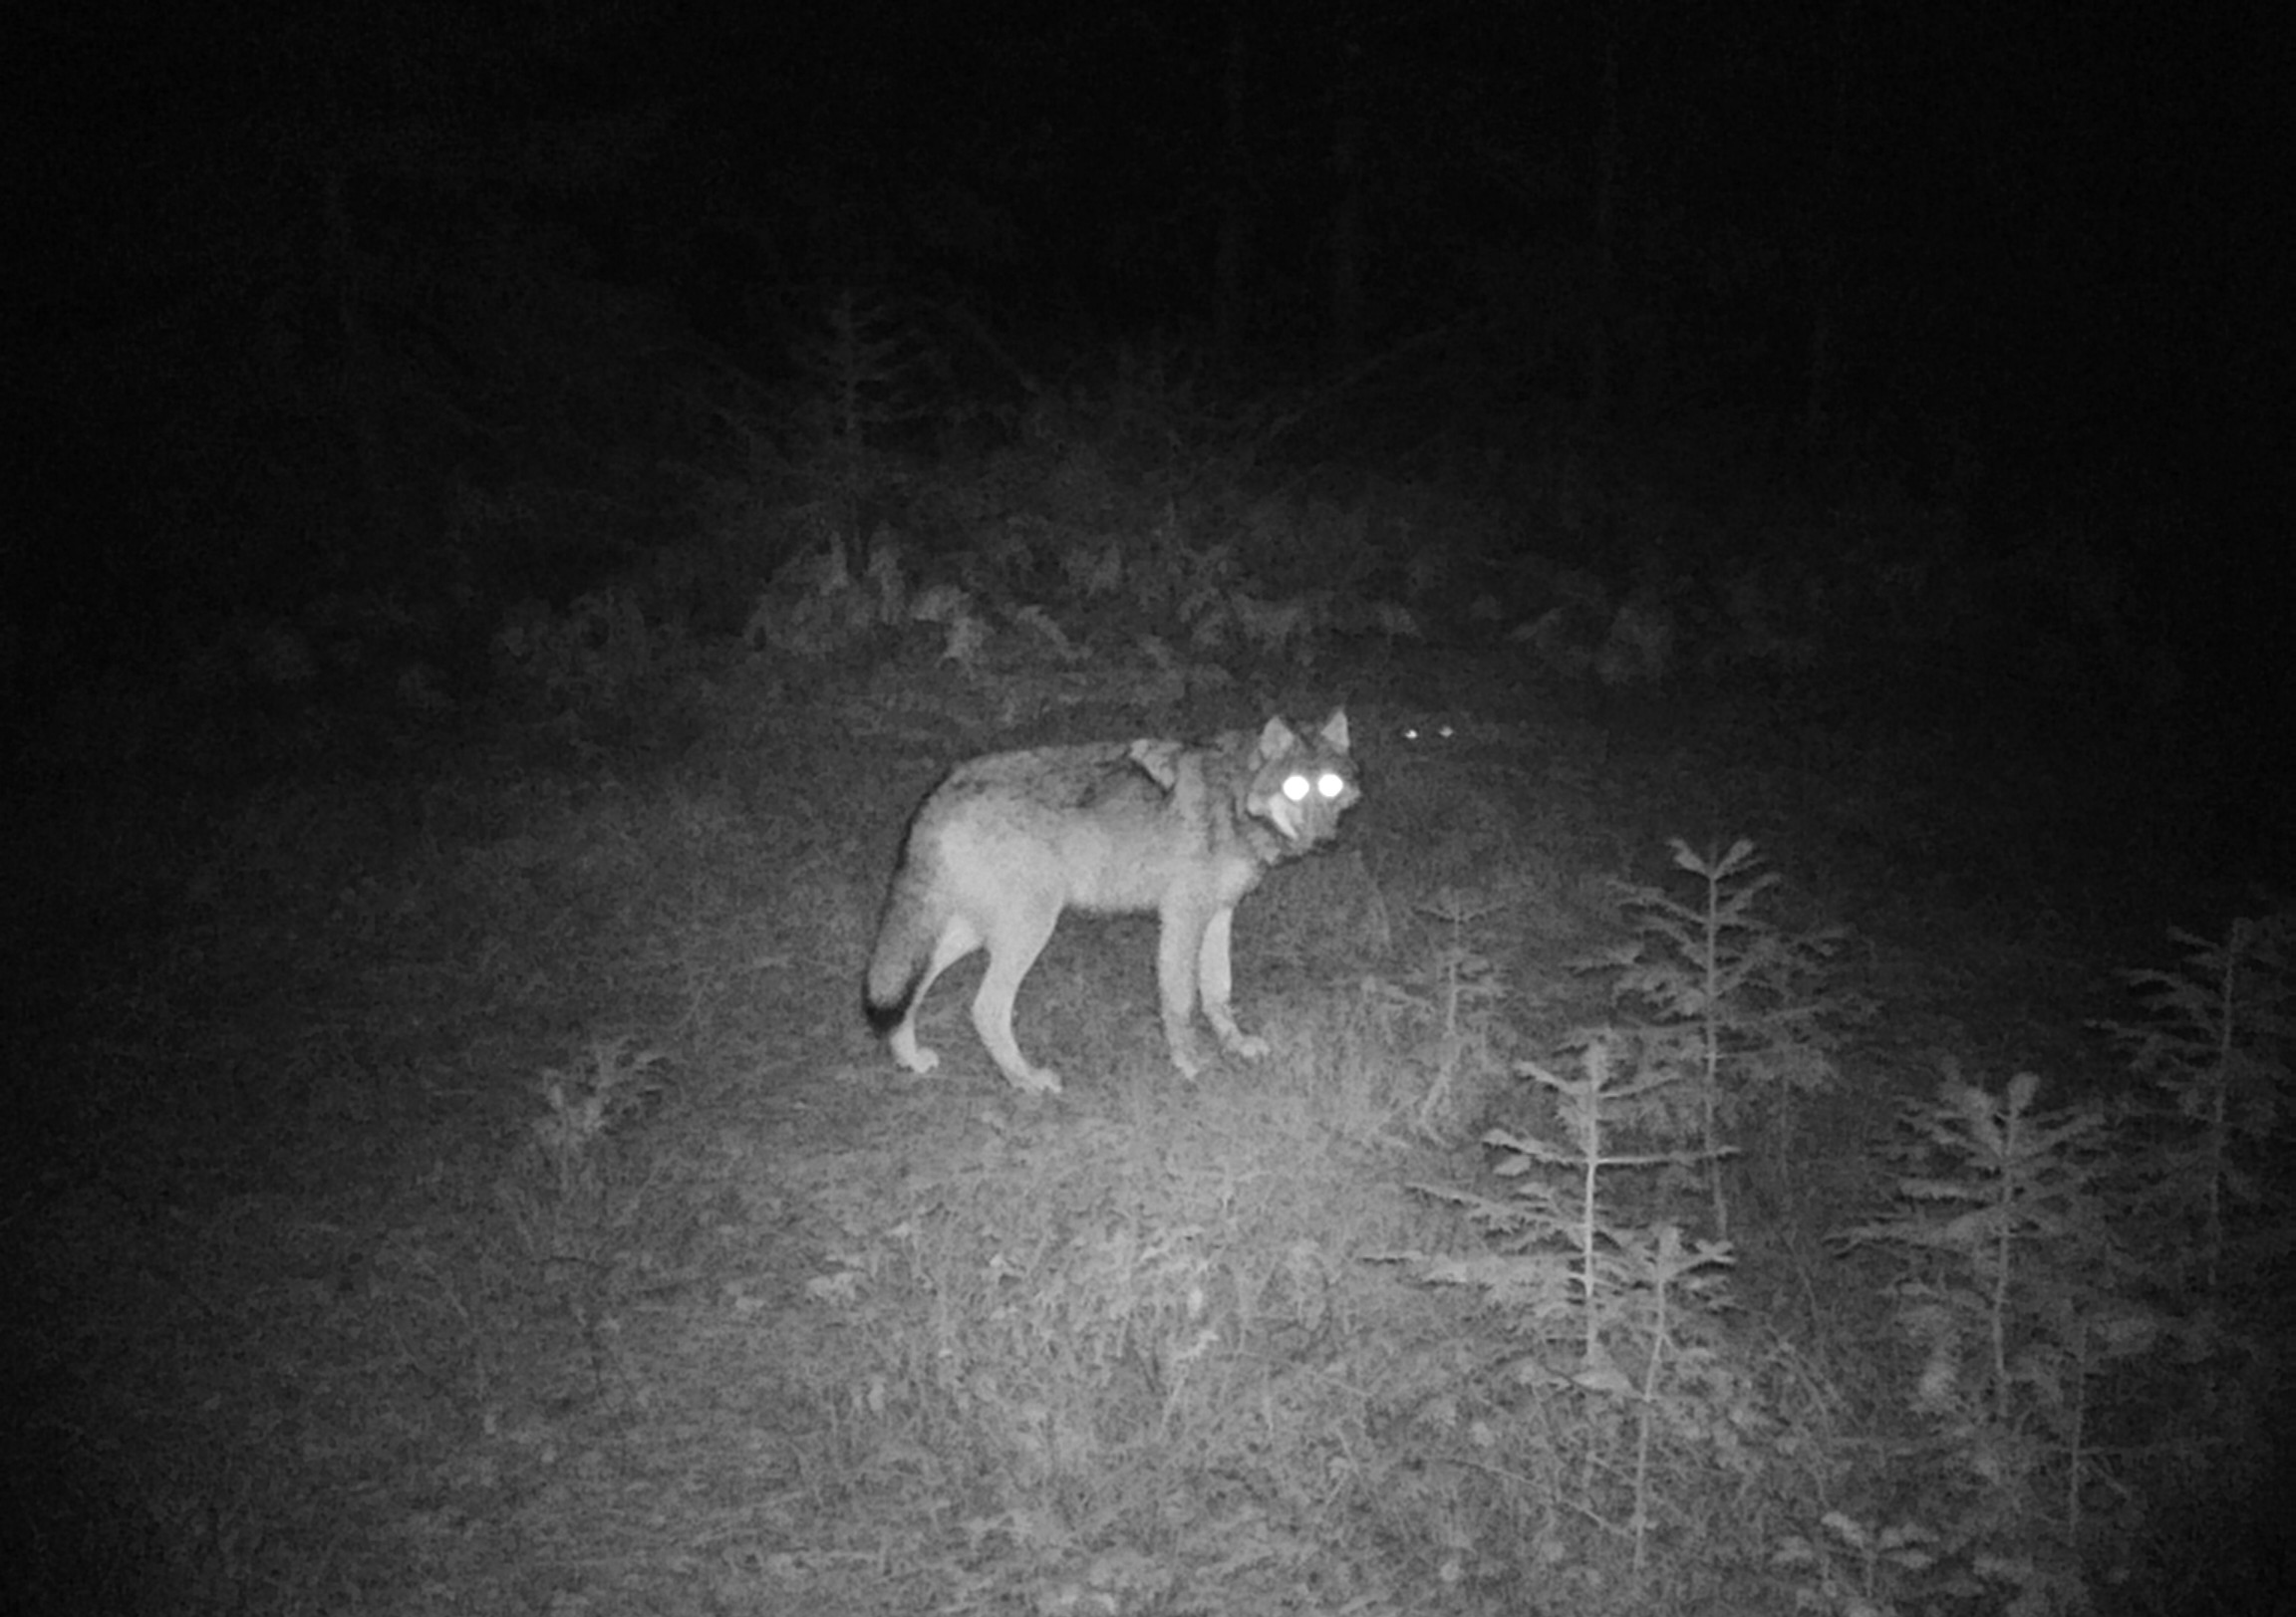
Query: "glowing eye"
1283 774 1309 802
1317 772 1345 799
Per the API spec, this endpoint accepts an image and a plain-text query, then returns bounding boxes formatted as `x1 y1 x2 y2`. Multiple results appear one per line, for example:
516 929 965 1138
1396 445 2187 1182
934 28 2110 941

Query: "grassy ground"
4 639 2282 1615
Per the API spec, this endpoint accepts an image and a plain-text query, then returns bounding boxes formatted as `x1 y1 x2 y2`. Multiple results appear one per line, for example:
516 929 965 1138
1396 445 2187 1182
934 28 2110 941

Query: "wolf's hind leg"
890 917 983 1075
973 897 1064 1093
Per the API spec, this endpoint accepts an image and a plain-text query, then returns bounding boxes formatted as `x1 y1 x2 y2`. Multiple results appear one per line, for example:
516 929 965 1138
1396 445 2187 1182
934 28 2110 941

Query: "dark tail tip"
863 957 924 1035
863 988 908 1036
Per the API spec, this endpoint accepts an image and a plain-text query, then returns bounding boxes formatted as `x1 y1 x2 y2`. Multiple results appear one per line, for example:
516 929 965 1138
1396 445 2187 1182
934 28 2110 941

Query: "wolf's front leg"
1155 909 1212 1077
1196 907 1269 1061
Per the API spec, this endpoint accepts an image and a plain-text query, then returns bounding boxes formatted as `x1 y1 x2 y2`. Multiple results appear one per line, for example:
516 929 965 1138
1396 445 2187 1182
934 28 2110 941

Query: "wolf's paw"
893 1042 941 1076
1225 1032 1271 1062
1166 1038 1207 1080
1004 1063 1063 1096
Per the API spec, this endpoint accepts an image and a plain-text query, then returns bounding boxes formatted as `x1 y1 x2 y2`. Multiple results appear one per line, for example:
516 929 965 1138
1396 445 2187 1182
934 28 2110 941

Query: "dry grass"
6 657 2274 1616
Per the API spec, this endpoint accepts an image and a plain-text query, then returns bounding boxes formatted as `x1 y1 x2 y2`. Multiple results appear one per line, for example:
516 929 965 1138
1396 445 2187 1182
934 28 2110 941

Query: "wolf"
864 709 1359 1093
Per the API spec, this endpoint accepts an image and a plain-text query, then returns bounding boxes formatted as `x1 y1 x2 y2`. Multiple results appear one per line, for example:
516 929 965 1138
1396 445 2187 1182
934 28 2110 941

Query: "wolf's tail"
863 878 937 1032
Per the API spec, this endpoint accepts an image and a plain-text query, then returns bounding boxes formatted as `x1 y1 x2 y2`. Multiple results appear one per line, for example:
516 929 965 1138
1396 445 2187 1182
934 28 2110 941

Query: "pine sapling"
1407 1036 1735 1560
1581 837 1863 1235
2095 913 2295 1292
1839 1068 2157 1592
1366 887 1507 1141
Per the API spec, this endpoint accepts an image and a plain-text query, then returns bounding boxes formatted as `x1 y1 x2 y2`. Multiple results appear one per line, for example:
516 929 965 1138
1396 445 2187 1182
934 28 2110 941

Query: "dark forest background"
5 0 2289 830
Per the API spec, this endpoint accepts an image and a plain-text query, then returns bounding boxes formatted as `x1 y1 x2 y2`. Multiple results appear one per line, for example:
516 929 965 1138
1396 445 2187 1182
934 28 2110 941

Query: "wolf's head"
1250 708 1359 850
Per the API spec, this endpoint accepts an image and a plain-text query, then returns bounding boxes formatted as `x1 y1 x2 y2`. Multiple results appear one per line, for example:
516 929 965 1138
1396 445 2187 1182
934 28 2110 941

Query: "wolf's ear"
1318 708 1350 752
1257 715 1300 758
